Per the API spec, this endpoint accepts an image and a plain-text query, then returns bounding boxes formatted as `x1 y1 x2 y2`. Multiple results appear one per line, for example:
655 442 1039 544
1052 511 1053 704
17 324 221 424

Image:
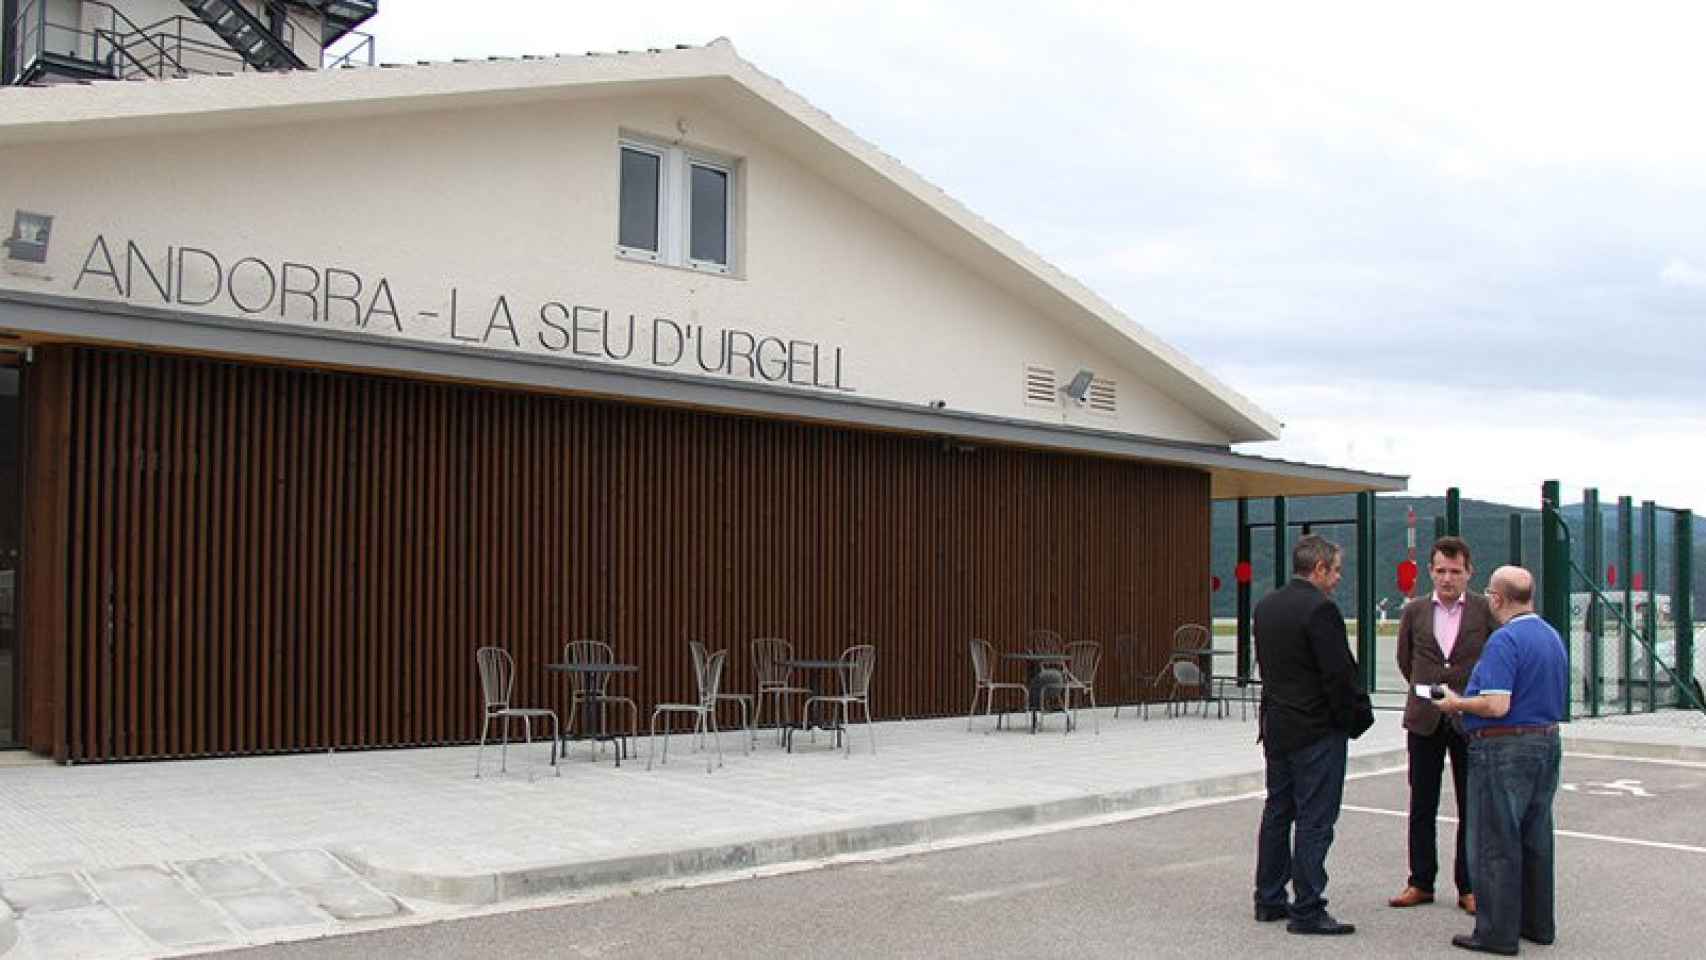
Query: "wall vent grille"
1024 365 1057 406
1087 378 1117 414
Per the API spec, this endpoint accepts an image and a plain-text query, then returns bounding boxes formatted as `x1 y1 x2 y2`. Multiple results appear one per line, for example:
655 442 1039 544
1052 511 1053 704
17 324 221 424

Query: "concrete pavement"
0 703 1697 958
220 754 1706 960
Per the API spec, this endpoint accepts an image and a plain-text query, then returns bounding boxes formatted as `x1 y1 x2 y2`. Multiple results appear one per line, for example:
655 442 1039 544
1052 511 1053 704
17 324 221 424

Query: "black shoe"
1520 932 1555 946
1287 912 1355 935
1451 934 1518 955
1254 904 1288 922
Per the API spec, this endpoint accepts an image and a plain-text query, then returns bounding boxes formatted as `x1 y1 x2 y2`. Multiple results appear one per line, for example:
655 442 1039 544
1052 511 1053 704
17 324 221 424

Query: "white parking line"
1563 751 1706 769
945 877 1070 903
1341 805 1706 855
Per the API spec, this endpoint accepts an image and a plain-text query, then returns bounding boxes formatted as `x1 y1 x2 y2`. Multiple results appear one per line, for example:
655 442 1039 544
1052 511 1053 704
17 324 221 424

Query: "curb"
1563 736 1706 764
0 907 15 957
337 747 1408 906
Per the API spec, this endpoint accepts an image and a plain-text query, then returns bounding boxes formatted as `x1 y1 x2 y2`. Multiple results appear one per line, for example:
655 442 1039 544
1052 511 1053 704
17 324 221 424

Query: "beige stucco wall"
0 89 1231 444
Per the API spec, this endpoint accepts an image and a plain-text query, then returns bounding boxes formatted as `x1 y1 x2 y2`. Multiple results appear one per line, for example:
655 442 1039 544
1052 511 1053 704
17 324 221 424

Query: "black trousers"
1407 723 1470 895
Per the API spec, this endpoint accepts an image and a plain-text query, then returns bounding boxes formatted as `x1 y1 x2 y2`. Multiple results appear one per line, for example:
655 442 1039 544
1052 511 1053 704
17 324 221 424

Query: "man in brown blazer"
1389 536 1493 916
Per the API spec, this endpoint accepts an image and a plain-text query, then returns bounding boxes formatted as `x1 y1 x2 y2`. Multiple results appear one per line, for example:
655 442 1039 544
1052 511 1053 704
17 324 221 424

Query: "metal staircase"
178 0 306 72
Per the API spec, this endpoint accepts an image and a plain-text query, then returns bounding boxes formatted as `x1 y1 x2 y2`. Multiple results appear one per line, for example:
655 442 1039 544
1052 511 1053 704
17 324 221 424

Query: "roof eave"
2 287 1394 499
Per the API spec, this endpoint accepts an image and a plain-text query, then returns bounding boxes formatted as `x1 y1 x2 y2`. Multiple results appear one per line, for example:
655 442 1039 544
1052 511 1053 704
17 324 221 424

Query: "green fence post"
1508 513 1524 567
1433 515 1446 542
1357 491 1376 690
1541 481 1572 721
1273 497 1288 590
1446 487 1461 537
1619 495 1633 714
1237 498 1252 683
1677 509 1695 701
1585 487 1602 716
1642 500 1657 711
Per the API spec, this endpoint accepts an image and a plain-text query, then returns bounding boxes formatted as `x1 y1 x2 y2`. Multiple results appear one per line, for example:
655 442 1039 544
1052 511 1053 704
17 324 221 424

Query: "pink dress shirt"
1432 592 1465 660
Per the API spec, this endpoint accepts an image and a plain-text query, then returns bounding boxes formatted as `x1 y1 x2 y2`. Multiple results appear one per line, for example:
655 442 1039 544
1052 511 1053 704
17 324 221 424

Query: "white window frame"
616 141 668 264
684 157 734 274
617 135 738 276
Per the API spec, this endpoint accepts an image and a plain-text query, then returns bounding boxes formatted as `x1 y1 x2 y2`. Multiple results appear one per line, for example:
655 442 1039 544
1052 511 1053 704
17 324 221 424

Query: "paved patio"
0 703 1698 958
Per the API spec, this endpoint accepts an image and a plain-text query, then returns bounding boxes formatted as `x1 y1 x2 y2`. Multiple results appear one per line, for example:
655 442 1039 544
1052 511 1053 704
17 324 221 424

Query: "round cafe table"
777 658 857 752
1002 652 1074 733
545 661 639 766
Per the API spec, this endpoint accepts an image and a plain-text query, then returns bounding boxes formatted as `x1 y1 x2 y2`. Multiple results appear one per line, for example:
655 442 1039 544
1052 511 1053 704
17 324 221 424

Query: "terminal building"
0 1 1402 762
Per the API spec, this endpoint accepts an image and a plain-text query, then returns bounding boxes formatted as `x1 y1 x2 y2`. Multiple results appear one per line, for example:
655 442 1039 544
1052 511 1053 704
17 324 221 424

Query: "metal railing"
7 0 102 82
323 29 374 69
8 0 373 83
1551 508 1705 717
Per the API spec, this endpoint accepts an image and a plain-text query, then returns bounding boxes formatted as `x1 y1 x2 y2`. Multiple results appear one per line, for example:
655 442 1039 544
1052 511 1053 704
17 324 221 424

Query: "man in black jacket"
1252 534 1372 936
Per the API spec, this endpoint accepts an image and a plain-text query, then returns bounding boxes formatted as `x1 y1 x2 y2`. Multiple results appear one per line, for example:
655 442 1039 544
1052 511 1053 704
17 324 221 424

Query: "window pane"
690 164 728 265
619 147 660 252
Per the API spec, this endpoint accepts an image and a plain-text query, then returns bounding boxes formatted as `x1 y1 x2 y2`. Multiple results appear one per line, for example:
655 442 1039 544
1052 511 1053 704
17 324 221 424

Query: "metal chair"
562 639 639 760
801 644 877 757
1168 623 1226 719
1220 675 1261 721
1111 632 1155 720
967 638 1028 731
649 648 728 773
1171 623 1211 654
1164 658 1225 718
1057 640 1102 733
751 637 811 743
691 640 754 750
1025 628 1065 661
474 647 560 780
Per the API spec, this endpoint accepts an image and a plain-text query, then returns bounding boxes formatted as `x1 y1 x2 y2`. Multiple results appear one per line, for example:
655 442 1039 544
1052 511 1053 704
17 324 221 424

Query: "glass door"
0 358 18 747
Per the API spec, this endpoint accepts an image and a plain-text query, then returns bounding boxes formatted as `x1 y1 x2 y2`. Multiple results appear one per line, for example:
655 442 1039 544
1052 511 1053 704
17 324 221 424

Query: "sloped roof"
0 39 1282 442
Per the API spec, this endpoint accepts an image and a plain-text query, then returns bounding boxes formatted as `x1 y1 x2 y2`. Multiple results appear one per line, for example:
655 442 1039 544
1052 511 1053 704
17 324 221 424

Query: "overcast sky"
368 1 1706 510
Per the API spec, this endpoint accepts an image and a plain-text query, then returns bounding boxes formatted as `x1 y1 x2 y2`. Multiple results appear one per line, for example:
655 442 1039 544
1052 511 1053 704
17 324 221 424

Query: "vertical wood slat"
17 348 71 755
44 345 1209 761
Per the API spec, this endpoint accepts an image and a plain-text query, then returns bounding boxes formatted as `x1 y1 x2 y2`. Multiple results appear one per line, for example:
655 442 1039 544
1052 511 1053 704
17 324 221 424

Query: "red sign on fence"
1397 559 1419 594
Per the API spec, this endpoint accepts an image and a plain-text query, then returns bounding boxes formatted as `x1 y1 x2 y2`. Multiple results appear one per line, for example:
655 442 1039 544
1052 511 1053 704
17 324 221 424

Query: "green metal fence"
1220 480 1700 720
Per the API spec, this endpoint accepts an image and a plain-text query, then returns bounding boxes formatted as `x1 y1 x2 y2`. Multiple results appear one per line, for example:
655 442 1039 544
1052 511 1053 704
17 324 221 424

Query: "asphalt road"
221 753 1703 959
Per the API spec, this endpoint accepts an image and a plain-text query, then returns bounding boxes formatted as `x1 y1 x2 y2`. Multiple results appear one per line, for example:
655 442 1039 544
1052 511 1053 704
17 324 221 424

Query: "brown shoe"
1388 886 1435 908
1458 893 1477 915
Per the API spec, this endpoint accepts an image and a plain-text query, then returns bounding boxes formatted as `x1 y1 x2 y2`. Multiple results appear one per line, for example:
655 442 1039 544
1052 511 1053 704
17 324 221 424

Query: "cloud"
1659 259 1706 289
373 1 1706 501
1094 238 1203 278
1231 378 1706 509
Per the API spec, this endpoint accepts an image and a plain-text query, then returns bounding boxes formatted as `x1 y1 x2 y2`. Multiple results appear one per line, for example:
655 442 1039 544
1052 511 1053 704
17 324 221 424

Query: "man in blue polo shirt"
1437 566 1568 956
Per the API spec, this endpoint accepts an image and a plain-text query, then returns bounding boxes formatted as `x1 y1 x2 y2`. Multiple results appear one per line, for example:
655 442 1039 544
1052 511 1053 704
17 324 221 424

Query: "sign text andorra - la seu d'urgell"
68 233 857 392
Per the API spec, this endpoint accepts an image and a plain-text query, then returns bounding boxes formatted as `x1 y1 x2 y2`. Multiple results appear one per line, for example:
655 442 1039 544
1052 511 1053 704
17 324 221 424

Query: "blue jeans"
1466 732 1560 949
1254 732 1348 919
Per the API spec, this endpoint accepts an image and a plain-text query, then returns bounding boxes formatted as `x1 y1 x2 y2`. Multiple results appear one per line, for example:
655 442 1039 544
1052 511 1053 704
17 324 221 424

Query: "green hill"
1209 495 1705 617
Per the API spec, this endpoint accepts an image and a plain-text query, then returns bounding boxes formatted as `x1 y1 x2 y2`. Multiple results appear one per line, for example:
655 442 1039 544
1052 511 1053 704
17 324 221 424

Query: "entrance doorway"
0 356 18 747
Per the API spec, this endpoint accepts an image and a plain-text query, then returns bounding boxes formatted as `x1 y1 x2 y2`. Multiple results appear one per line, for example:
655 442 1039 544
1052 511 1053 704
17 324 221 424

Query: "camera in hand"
1428 683 1447 701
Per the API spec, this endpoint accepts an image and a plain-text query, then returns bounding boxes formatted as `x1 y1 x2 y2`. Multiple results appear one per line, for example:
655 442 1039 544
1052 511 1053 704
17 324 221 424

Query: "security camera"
928 399 947 409
1061 369 1095 405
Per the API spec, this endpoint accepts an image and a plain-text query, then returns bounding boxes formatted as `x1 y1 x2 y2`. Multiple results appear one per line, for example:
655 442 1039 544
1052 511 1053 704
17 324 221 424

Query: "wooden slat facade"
21 345 1210 762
